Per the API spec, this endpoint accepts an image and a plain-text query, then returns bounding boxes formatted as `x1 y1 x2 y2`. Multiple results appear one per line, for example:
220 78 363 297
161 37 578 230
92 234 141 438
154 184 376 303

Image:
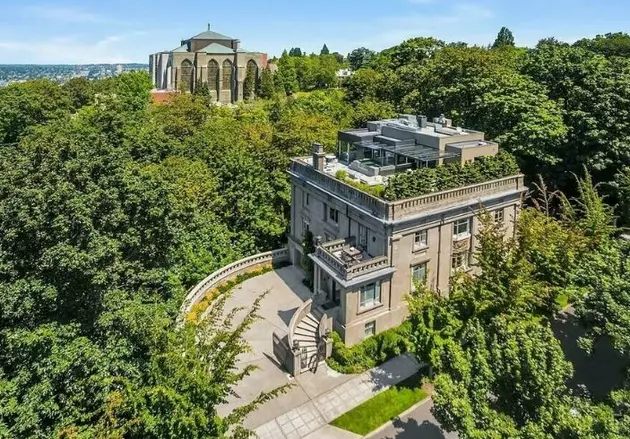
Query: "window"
414 230 428 250
328 206 339 224
453 218 471 238
180 59 193 91
222 60 233 91
359 224 368 247
451 251 470 272
360 282 381 308
494 209 504 223
207 60 219 91
302 192 310 207
302 218 310 235
411 263 427 290
364 321 376 338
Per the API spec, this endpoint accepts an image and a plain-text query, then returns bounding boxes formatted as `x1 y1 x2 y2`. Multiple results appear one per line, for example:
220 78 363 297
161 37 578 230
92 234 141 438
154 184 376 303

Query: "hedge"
382 151 520 201
326 321 413 374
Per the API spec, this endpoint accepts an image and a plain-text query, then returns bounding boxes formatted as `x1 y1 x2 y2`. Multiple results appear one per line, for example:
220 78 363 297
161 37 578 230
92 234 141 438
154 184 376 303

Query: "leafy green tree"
259 67 276 99
492 26 516 48
0 79 72 144
575 32 630 58
521 44 630 188
320 44 330 55
62 77 95 109
348 47 376 70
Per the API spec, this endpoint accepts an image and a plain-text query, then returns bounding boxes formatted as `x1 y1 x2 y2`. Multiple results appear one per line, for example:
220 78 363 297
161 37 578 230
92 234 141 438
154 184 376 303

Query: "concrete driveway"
216 265 359 429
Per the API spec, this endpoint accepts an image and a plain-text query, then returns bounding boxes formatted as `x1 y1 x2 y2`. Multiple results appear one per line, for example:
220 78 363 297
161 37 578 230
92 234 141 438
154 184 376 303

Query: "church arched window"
180 59 193 91
222 60 233 91
208 60 219 91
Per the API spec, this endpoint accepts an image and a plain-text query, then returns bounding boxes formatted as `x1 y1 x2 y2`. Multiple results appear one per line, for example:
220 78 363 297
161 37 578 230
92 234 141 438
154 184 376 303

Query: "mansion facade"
149 25 267 104
288 115 526 349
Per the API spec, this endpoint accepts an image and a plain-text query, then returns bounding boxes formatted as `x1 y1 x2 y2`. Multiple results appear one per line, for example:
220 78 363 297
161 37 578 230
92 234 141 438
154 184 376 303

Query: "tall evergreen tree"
320 44 330 55
259 67 276 99
492 26 516 48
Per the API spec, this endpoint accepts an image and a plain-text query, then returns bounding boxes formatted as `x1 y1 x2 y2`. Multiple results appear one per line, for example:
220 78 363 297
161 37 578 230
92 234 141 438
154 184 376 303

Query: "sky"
0 0 629 64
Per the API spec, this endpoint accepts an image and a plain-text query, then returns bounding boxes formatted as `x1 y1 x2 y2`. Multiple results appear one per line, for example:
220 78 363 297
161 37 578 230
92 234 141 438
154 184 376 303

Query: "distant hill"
0 63 149 86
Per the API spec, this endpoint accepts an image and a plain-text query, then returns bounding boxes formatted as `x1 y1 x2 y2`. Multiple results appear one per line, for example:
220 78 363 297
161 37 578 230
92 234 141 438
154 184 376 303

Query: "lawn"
330 373 428 436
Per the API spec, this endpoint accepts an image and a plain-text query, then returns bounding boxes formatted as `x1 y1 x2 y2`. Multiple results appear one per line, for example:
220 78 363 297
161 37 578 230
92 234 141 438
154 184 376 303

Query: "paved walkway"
255 354 420 439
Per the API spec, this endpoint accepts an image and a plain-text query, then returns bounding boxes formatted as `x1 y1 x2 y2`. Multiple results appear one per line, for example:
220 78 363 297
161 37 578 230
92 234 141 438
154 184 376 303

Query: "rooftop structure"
334 114 498 184
149 24 267 104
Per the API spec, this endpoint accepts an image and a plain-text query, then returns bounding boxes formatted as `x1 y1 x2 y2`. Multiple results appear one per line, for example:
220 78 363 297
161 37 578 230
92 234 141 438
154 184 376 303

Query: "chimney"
234 39 241 50
416 115 427 128
207 23 211 31
312 143 325 171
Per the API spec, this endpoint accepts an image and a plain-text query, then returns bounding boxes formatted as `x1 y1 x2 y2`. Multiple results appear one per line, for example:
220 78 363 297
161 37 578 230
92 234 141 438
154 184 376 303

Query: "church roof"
171 44 189 53
199 42 235 54
191 29 234 41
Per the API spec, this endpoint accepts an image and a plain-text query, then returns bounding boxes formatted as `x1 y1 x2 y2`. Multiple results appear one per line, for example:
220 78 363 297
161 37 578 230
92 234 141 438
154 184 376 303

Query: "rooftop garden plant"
382 151 520 201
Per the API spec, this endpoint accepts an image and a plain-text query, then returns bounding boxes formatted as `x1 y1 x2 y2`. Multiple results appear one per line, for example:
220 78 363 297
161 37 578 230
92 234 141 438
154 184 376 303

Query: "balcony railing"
290 158 524 222
314 238 390 281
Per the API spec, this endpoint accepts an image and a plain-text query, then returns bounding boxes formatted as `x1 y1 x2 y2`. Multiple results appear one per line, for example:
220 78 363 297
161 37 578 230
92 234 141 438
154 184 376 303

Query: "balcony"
310 238 393 287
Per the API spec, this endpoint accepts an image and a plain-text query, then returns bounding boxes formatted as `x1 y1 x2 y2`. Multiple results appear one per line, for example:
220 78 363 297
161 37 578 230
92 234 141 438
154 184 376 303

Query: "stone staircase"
293 307 324 372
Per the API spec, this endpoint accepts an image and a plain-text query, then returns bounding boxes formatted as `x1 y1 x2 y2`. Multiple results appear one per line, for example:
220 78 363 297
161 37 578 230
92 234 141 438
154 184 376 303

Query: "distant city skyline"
0 0 629 64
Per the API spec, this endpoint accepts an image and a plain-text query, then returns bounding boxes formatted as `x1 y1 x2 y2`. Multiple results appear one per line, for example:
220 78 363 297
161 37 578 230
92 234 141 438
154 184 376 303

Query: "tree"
348 47 376 70
62 77 95 109
259 67 276 99
575 32 630 58
0 79 72 144
492 26 516 48
320 44 330 55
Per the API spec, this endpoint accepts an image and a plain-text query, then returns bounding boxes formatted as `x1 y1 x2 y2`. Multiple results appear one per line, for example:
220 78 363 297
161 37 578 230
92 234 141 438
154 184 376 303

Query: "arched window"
244 60 258 100
208 60 219 91
180 59 192 91
222 60 233 91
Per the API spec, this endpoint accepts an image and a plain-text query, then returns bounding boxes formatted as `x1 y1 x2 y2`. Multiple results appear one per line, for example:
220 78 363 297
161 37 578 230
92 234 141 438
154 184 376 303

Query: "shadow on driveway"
551 308 626 401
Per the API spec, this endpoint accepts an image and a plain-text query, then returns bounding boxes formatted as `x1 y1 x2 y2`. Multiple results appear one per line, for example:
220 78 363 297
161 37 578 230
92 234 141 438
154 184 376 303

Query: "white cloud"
0 32 144 64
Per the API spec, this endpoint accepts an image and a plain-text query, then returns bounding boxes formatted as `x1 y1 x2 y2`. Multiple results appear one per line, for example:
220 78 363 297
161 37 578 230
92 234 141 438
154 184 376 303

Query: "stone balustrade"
179 248 289 319
345 256 390 280
290 158 524 222
315 239 390 282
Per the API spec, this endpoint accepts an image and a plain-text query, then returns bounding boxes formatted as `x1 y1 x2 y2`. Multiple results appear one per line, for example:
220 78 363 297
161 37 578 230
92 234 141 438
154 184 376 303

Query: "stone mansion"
149 25 267 104
287 115 526 347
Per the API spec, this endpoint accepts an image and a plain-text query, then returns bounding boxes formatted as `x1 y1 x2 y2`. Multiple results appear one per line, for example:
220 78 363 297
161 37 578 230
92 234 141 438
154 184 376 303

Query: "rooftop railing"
290 158 524 222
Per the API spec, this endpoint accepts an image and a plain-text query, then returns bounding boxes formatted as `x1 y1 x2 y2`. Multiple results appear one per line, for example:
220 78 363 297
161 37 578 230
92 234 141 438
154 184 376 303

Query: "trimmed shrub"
382 151 520 201
327 321 412 374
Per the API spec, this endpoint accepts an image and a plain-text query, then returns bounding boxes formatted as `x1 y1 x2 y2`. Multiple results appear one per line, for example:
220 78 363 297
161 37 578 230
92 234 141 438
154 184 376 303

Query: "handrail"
179 248 289 319
288 299 313 353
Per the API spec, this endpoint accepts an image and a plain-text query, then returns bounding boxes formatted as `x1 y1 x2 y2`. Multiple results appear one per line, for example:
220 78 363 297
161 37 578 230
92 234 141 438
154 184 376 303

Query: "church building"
149 25 267 104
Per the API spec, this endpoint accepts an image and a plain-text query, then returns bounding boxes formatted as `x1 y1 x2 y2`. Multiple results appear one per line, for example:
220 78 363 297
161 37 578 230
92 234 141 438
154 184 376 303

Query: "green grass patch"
330 373 428 436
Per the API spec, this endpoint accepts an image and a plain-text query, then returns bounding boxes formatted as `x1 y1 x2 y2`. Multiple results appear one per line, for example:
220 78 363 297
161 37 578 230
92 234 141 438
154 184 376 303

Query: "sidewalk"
254 353 420 439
